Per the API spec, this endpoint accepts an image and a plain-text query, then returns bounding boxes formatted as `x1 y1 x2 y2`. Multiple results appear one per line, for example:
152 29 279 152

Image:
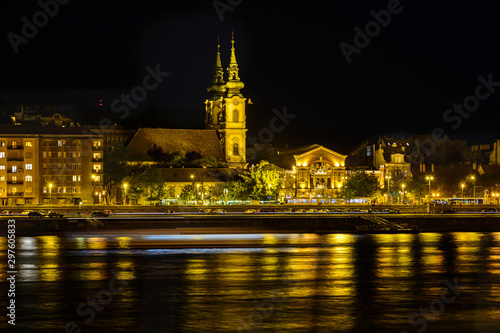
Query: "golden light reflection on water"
115 259 135 281
87 237 108 250
454 232 482 264
116 236 132 249
38 236 61 281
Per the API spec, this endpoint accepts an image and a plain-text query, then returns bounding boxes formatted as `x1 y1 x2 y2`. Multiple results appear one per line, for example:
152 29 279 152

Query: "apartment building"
0 125 103 206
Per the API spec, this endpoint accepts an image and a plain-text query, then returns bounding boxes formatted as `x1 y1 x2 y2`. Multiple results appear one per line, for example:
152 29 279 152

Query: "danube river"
1 231 500 332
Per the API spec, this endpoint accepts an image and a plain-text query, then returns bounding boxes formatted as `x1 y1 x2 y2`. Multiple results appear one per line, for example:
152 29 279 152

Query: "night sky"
1 1 500 153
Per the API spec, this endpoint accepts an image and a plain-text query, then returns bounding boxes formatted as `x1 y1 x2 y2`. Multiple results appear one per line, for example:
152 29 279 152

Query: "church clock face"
232 97 239 105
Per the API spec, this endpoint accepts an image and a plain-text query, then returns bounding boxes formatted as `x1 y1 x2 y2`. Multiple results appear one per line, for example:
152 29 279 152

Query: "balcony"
92 158 103 162
92 146 102 151
7 181 24 185
92 169 103 174
7 192 23 196
7 168 23 173
7 146 23 150
8 157 24 161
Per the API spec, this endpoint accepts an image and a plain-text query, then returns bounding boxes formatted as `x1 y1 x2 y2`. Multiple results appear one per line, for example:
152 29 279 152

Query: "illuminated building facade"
0 125 103 205
274 145 347 203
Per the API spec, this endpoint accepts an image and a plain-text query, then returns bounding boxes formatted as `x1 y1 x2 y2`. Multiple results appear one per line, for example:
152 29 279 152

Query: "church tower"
205 32 247 168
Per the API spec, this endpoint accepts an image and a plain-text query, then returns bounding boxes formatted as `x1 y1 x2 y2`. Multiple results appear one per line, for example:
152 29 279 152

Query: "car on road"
213 209 225 214
28 211 44 218
91 211 109 217
244 209 256 214
482 208 497 212
45 211 64 218
440 209 457 214
2 210 13 214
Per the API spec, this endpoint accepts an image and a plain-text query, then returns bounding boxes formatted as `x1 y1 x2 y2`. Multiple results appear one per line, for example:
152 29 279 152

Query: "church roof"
125 128 224 160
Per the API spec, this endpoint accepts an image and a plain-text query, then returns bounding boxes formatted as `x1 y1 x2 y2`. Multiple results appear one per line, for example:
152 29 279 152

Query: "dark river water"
1 231 500 333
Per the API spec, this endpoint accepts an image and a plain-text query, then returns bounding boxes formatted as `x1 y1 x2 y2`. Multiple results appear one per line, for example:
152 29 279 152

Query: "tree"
240 161 282 200
141 168 167 204
343 171 380 200
405 174 427 203
180 184 196 202
103 142 130 203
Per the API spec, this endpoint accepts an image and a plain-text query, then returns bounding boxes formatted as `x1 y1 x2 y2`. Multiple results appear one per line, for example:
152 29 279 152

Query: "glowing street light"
123 183 128 205
426 176 433 193
471 175 476 203
402 184 405 204
461 183 465 198
49 183 53 204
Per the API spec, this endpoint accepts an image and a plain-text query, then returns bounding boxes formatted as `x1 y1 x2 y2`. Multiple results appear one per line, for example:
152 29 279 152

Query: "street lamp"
123 183 128 205
461 184 465 198
385 175 391 203
268 183 272 202
426 176 433 193
92 174 96 205
402 184 405 204
49 183 53 204
471 175 476 203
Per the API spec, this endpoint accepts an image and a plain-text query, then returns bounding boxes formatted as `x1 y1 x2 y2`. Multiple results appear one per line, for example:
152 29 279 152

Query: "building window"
25 164 32 170
26 187 32 193
72 175 80 182
57 187 63 193
11 166 17 173
93 153 102 159
25 175 32 182
11 141 17 148
43 187 47 193
93 164 101 172
25 141 33 147
0 152 5 158
25 152 33 158
42 152 47 158
12 176 17 182
0 165 4 170
93 175 101 182
57 140 65 146
0 176 5 182
72 140 80 147
57 175 63 181
233 143 239 156
57 152 62 158
233 109 239 122
62 187 66 193
43 140 48 146
367 146 372 157
72 187 77 193
11 187 17 194
42 164 47 170
0 141 4 147
93 141 101 149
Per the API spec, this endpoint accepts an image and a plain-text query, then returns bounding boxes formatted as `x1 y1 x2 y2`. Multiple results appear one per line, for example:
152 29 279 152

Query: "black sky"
1 1 500 153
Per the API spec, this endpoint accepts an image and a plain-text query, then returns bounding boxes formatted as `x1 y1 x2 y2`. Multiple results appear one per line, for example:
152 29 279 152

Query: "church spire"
207 35 226 98
226 30 244 97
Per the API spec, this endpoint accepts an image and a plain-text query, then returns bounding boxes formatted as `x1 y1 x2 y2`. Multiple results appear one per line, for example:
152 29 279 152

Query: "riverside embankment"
3 212 500 235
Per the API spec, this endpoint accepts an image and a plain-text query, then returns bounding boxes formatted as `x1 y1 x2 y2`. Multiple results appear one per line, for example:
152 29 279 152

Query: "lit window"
43 187 47 193
42 152 47 158
12 176 17 181
0 176 5 182
72 187 77 193
0 165 4 170
11 166 17 173
0 152 5 158
25 164 32 170
58 152 62 158
0 141 4 147
25 175 32 182
26 187 32 193
57 140 64 146
73 175 78 182
25 141 33 147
